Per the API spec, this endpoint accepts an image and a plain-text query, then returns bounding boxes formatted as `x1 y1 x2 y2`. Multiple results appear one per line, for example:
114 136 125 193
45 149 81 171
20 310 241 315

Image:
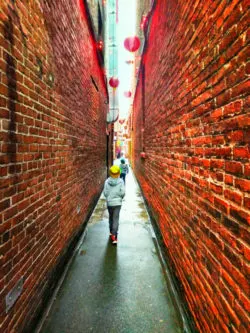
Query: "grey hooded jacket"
104 177 125 206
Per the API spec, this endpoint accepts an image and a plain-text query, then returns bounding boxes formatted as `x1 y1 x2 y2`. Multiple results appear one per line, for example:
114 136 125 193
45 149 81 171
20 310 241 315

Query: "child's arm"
103 181 109 197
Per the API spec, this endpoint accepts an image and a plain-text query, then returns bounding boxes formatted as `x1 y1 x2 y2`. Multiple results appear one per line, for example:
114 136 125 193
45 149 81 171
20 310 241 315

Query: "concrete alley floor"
38 170 186 333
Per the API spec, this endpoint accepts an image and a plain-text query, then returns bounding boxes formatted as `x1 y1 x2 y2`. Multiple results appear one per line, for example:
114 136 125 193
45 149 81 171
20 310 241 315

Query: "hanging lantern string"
113 6 116 120
112 7 114 121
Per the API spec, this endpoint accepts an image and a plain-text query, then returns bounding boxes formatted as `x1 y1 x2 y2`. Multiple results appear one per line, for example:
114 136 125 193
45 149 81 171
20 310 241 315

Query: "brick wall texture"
132 1 249 332
0 1 108 331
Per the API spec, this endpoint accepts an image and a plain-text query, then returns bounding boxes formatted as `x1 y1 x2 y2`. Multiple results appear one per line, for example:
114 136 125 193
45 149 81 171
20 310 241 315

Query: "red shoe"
110 234 117 245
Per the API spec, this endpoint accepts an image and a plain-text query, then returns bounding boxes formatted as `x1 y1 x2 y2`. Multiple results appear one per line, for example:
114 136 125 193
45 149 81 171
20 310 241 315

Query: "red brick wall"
0 1 108 331
133 1 249 332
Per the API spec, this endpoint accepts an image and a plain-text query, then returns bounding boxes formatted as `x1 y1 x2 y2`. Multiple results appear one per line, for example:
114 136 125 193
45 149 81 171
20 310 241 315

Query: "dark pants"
120 173 126 184
108 205 121 237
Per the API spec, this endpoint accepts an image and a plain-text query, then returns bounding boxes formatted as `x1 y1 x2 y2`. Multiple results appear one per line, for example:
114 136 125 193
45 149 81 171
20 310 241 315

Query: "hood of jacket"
107 177 122 186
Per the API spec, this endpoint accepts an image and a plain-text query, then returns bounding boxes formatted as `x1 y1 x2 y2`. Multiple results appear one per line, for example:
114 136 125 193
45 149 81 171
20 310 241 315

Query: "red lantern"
109 77 119 88
140 152 146 159
119 119 125 125
124 91 132 98
124 36 140 52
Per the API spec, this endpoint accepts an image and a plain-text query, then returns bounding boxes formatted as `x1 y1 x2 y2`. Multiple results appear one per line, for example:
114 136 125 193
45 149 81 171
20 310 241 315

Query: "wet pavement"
37 169 186 333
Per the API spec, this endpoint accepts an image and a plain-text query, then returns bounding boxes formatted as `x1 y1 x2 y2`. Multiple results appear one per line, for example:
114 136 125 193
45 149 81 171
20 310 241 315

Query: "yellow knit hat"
109 165 120 178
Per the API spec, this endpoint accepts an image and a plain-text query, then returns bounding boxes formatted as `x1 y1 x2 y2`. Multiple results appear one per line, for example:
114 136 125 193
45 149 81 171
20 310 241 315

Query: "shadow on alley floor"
37 170 189 333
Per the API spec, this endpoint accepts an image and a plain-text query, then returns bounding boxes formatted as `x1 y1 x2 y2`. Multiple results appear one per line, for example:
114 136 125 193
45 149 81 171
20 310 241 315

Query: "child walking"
119 158 129 184
104 165 125 245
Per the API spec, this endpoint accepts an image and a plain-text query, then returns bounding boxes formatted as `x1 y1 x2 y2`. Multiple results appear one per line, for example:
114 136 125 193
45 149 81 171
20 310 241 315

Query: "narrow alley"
0 1 249 333
36 170 189 333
